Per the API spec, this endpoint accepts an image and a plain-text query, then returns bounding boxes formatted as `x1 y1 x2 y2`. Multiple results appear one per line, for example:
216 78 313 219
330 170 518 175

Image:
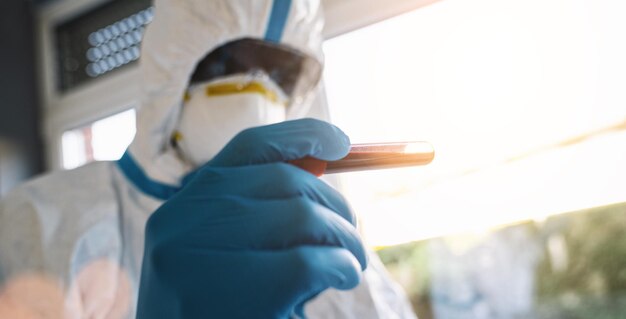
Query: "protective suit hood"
128 0 325 187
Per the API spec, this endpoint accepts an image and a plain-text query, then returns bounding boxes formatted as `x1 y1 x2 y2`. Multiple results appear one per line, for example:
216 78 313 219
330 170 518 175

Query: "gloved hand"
136 118 367 319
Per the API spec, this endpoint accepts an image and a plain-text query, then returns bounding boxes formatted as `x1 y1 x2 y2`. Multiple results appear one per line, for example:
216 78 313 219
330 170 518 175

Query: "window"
323 0 626 317
62 108 136 169
323 0 626 246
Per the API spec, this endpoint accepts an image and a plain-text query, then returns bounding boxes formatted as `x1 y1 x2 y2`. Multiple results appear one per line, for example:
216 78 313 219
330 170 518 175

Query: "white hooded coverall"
0 0 416 318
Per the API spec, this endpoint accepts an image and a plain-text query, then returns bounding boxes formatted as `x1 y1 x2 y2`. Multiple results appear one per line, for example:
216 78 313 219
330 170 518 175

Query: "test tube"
326 142 434 174
289 142 434 176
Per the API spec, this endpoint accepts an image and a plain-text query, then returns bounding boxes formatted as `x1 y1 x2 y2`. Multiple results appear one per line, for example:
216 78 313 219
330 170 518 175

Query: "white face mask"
175 73 287 166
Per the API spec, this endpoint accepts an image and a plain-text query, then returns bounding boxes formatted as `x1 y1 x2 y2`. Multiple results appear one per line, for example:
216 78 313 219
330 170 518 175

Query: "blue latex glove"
136 119 367 319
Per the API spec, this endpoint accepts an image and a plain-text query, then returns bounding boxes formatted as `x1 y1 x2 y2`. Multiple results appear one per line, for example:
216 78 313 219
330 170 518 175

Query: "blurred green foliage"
378 240 433 319
535 203 626 319
377 202 626 319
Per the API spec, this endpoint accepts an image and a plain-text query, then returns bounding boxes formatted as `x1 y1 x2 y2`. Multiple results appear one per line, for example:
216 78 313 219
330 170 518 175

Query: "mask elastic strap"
116 151 180 200
264 0 292 43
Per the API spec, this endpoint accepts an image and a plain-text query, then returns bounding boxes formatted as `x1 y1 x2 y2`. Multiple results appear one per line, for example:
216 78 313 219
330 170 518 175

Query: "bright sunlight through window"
62 109 136 169
323 0 626 247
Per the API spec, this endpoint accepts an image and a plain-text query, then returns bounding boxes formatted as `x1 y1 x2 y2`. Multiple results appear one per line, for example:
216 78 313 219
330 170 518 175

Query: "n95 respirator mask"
175 73 287 167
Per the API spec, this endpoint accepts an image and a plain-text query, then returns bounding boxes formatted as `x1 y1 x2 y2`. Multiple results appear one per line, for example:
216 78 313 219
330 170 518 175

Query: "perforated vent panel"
55 0 152 92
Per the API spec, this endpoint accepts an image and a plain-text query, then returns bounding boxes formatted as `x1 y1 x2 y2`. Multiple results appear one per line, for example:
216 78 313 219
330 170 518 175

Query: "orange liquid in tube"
289 142 435 176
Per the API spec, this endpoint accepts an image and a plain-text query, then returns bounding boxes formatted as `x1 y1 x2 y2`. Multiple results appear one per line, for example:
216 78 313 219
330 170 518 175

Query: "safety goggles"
190 38 322 103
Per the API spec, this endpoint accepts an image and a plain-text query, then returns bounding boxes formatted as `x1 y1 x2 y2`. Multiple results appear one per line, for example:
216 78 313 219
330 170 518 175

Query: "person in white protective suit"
0 0 416 318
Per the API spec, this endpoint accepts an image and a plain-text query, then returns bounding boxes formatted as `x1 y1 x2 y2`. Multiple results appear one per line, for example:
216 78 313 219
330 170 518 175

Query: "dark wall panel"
0 0 43 195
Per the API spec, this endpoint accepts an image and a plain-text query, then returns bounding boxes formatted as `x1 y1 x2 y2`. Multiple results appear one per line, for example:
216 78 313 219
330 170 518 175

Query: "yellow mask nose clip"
205 81 285 105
